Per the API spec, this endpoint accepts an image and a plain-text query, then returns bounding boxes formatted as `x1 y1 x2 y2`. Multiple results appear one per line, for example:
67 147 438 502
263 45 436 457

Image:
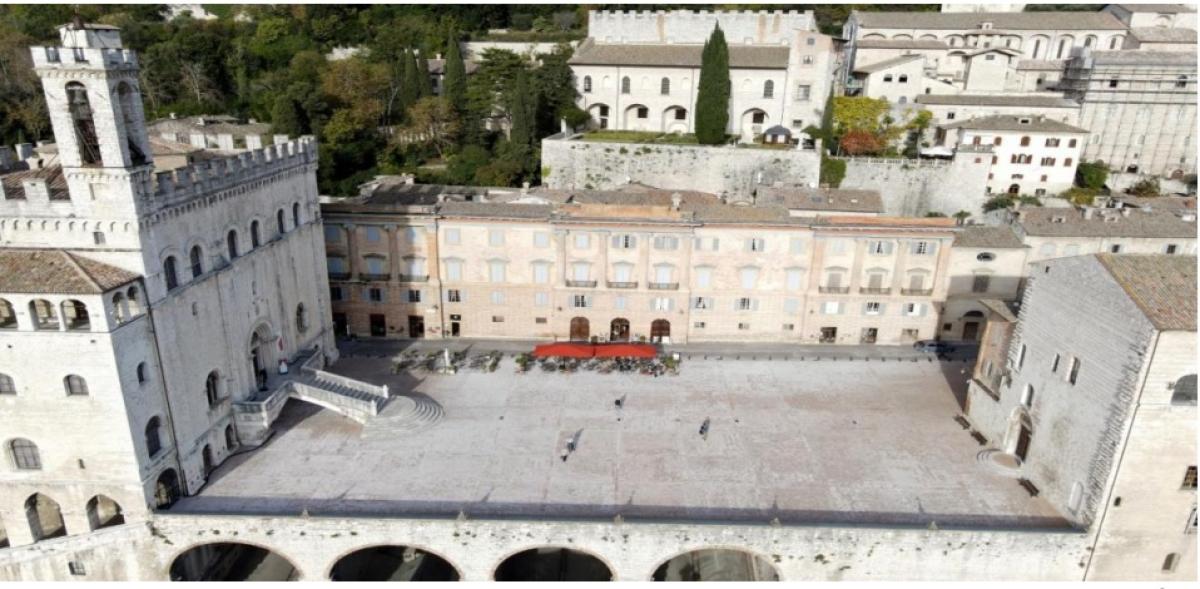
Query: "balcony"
606 281 638 289
648 282 679 291
860 287 892 295
819 286 849 294
902 288 933 296
399 274 429 283
566 280 597 288
328 272 352 281
360 273 391 282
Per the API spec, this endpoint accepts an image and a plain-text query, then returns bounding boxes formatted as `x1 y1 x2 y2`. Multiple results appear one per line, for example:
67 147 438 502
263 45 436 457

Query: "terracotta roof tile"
0 249 139 294
1096 254 1196 332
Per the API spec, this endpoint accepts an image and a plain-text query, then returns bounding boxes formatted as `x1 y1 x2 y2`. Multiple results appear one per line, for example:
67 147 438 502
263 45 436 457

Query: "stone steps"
361 395 445 438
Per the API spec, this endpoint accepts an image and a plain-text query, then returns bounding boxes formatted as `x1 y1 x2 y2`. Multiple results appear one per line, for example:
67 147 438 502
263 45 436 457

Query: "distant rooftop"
569 39 789 69
917 95 1080 108
1084 50 1198 66
1096 254 1197 332
755 186 884 214
1128 27 1198 43
852 10 1127 30
147 115 273 139
941 114 1087 134
855 38 948 50
0 249 138 295
853 54 924 74
0 165 68 200
1111 3 1196 13
1014 206 1197 239
954 225 1026 249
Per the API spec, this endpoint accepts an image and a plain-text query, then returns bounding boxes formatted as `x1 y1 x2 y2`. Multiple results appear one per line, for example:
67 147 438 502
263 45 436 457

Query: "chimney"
671 192 682 211
1082 207 1093 219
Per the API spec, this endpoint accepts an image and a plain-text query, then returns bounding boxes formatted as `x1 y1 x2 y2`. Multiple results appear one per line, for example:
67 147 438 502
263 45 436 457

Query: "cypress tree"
417 53 433 97
400 50 422 118
509 68 536 149
694 24 730 145
443 32 468 115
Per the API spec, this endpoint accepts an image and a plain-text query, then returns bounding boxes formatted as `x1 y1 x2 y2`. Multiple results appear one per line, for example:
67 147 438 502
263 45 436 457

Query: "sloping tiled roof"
1129 27 1198 43
954 225 1026 248
755 186 884 213
940 114 1087 133
0 250 139 295
854 54 924 74
1016 206 1198 238
1088 50 1198 65
853 10 1128 30
0 165 69 200
1016 59 1065 71
569 40 789 69
916 94 1080 108
1096 254 1196 332
856 39 948 50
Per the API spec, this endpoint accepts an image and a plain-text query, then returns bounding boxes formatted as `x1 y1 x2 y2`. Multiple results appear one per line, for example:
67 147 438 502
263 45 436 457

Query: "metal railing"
360 273 391 281
901 288 933 296
860 287 891 295
328 272 351 281
606 281 637 289
399 274 429 282
566 280 597 288
648 282 679 290
819 286 849 294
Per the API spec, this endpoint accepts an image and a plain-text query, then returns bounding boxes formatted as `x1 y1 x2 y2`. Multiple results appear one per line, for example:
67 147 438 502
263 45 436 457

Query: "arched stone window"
115 82 147 165
136 362 147 384
621 76 631 94
205 371 221 407
64 374 88 396
582 76 592 93
660 77 670 95
0 298 16 329
189 245 204 278
145 417 163 457
66 82 101 165
0 373 14 395
163 255 179 290
29 299 59 330
86 495 125 530
61 300 90 331
9 438 40 470
112 292 127 323
225 424 237 450
296 303 308 334
250 221 261 248
25 493 65 542
292 203 301 227
227 229 240 259
276 209 286 235
127 286 143 316
763 80 774 98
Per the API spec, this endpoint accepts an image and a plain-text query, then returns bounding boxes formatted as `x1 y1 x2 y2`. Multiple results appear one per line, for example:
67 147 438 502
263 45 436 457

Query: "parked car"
913 340 955 354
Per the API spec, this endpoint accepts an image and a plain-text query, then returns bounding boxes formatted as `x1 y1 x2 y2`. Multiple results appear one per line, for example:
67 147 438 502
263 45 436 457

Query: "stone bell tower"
30 20 154 217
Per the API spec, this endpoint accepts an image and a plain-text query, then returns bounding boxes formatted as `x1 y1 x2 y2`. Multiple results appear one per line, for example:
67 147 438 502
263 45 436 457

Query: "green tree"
820 155 846 188
270 95 304 136
694 24 730 145
405 97 460 158
1127 178 1160 197
1076 160 1109 189
532 43 578 138
443 30 467 114
508 68 536 149
399 49 422 121
417 52 433 97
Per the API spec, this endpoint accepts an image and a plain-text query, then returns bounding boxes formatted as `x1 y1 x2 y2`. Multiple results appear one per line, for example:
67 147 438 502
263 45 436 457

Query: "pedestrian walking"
699 417 710 440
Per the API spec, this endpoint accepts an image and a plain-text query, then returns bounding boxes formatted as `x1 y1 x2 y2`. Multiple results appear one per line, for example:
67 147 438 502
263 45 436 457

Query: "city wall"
541 135 821 197
835 153 992 217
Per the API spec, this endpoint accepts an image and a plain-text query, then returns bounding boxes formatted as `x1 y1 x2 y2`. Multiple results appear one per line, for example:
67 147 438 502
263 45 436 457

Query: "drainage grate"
970 431 987 445
953 415 971 430
1017 478 1040 497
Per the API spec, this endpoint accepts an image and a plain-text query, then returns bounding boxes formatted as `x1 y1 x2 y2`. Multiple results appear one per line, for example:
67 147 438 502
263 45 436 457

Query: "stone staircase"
361 394 445 439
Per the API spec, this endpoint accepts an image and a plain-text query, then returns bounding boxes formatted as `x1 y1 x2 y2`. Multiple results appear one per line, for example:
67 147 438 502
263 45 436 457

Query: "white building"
569 10 839 142
936 114 1088 196
0 22 360 548
964 253 1197 580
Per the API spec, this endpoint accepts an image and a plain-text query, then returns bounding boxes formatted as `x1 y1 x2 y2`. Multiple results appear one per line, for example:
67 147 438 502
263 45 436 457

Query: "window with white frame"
405 226 423 243
829 239 848 254
789 237 804 254
488 229 505 246
408 289 421 303
614 295 627 310
613 262 634 283
735 297 757 311
532 262 551 284
574 233 590 249
691 296 712 310
573 294 591 308
694 266 713 289
653 297 672 311
785 268 804 291
612 234 637 249
739 267 760 289
823 301 841 315
693 236 720 251
654 235 679 250
797 84 811 101
533 232 550 248
746 238 766 252
905 303 923 316
868 240 893 255
571 262 591 282
490 291 506 305
444 228 461 245
444 258 464 281
447 289 462 303
488 260 507 283
653 264 675 284
534 292 549 307
864 302 882 315
911 241 935 255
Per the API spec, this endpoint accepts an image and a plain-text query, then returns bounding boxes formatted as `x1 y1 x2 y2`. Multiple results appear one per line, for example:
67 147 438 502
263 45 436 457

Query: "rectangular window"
93 231 105 245
783 323 795 331
823 301 841 315
785 269 804 291
490 291 505 305
746 238 765 252
614 295 627 310
535 317 547 324
1017 343 1027 370
612 234 637 249
492 315 504 323
573 295 591 308
691 296 712 310
868 241 893 255
330 286 343 301
445 228 461 245
864 302 882 315
972 274 990 293
364 226 382 243
904 303 922 316
797 84 811 101
447 289 462 303
69 562 86 576
911 241 933 256
1110 244 1122 253
405 227 422 243
368 288 383 302
488 261 506 283
407 289 421 303
654 235 679 250
444 259 463 281
488 229 505 246
533 232 550 248
1041 157 1056 166
1051 353 1061 373
653 297 672 311
1166 244 1179 255
738 322 751 330
735 297 755 311
694 321 706 329
1184 466 1198 490
1045 138 1060 147
532 263 550 284
574 233 590 249
534 292 549 307
693 236 720 252
694 267 713 289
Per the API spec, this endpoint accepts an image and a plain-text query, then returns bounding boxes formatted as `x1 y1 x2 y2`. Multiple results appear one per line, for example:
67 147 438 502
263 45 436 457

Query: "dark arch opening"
330 545 460 581
66 82 101 165
25 493 67 542
155 468 181 509
494 547 613 581
86 494 125 530
652 549 780 581
170 542 299 581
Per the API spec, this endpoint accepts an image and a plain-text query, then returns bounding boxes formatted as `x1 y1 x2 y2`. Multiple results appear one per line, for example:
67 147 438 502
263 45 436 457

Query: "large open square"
176 346 1066 529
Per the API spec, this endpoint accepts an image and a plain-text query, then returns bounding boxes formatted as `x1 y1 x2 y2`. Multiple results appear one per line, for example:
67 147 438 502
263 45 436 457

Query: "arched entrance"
610 318 630 342
652 548 780 581
329 545 460 581
961 310 985 341
740 108 768 142
155 468 181 509
587 104 610 129
170 542 299 581
623 104 651 130
569 317 590 341
494 547 613 581
1007 184 1020 195
202 445 214 476
650 319 671 343
25 493 66 542
1003 408 1034 463
662 106 688 133
249 323 275 392
85 494 125 530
